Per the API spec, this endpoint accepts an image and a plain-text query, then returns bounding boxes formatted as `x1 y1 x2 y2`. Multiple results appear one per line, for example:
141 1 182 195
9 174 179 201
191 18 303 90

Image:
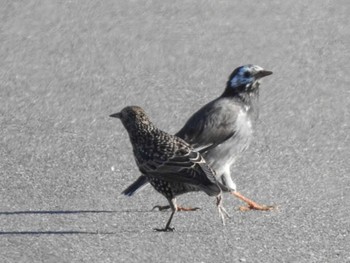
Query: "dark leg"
232 191 274 211
154 198 177 232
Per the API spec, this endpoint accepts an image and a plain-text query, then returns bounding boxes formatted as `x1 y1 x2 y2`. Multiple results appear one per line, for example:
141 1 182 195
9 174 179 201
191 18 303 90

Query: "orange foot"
152 205 200 212
232 191 275 212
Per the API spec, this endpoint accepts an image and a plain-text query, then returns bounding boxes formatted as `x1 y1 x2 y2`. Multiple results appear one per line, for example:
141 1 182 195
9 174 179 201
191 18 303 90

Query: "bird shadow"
0 209 158 235
0 230 116 236
0 209 154 216
0 209 207 235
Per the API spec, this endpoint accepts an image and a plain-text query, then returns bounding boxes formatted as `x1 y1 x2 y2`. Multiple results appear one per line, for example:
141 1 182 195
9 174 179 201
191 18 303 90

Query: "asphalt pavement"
0 1 349 262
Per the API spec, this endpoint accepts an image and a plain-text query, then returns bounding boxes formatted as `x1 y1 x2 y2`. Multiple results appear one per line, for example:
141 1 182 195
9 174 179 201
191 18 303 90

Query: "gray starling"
110 106 229 231
122 65 274 211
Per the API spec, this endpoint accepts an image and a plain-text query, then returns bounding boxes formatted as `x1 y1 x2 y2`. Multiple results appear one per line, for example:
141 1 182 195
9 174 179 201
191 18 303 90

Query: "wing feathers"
139 148 221 196
176 99 240 151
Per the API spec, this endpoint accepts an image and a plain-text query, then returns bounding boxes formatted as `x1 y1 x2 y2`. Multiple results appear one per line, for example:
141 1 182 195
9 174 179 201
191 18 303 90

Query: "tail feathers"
121 175 149 196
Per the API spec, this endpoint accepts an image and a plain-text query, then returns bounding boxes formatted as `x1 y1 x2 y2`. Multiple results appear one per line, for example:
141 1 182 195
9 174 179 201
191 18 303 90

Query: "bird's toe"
239 204 275 212
152 205 171 212
153 227 175 232
176 206 201 211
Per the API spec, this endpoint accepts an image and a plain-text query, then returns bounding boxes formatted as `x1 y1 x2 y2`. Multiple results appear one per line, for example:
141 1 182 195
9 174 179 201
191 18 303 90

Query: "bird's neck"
221 85 260 117
128 121 158 145
222 84 258 100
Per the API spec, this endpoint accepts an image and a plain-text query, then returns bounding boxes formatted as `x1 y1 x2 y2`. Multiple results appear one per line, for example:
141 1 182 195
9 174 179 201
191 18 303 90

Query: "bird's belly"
148 177 199 198
203 132 252 176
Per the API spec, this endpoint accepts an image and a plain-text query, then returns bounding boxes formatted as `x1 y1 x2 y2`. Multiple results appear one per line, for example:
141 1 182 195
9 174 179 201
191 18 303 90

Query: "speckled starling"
122 65 274 211
110 106 229 231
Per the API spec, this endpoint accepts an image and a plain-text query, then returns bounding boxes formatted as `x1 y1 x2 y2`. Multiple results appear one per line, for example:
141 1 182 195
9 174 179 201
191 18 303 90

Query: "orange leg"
176 206 200 212
232 191 274 211
152 205 200 212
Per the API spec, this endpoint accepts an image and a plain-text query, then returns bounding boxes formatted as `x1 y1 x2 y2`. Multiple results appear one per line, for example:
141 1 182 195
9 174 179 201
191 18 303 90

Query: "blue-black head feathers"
225 65 272 94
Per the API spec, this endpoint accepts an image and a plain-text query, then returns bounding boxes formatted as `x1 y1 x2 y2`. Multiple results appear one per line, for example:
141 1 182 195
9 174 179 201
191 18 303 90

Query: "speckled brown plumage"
110 106 229 231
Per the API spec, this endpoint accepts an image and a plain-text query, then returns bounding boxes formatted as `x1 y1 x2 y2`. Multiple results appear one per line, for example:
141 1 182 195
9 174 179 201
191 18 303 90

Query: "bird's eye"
243 72 250 78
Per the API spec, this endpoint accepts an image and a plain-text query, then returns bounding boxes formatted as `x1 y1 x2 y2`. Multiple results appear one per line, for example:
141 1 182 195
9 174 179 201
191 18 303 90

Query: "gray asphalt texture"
0 1 349 262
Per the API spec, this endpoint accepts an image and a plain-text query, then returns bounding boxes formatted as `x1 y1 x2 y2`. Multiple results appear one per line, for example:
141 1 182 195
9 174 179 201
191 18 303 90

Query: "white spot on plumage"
236 110 253 134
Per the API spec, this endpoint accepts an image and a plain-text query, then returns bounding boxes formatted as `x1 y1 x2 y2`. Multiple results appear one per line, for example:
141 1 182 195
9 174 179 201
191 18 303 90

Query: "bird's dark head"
225 65 272 94
110 106 152 131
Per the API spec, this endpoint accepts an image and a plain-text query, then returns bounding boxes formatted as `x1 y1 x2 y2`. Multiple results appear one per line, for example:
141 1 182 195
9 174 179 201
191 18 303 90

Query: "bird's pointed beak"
256 70 273 79
109 112 121 119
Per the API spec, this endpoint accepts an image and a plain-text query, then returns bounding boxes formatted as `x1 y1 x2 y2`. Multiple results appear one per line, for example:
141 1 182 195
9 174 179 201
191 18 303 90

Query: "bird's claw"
152 205 171 211
152 205 200 212
153 227 175 232
239 204 275 212
177 206 201 211
232 192 275 212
